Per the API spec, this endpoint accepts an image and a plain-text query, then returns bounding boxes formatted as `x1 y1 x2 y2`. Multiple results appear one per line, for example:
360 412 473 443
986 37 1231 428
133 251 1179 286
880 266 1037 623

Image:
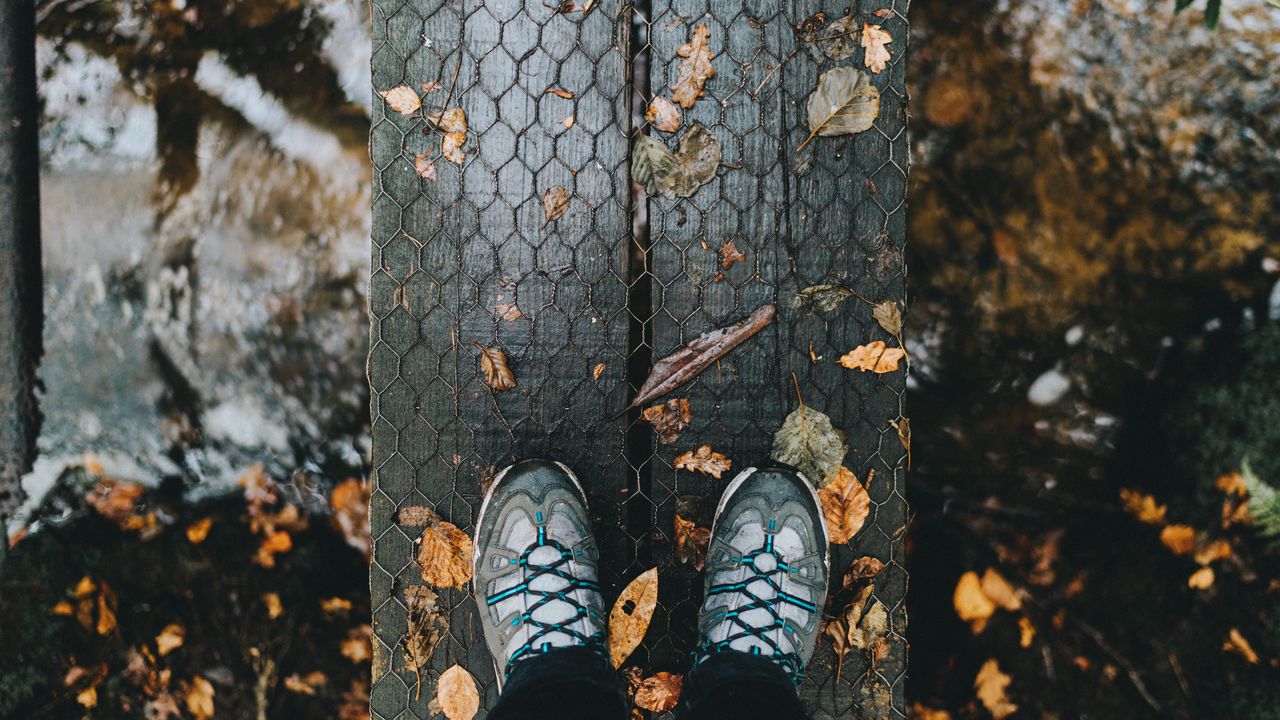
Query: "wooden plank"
367 0 635 715
642 0 909 716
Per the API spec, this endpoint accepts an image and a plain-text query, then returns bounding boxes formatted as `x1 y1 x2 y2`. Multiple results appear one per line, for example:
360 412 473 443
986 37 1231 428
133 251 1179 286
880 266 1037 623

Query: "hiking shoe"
472 460 607 683
693 464 830 683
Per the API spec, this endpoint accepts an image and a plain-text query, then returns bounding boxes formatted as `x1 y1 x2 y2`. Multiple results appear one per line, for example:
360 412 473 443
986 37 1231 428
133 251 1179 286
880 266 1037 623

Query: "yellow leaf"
51 600 74 617
608 568 659 667
1188 566 1214 589
342 625 373 664
76 687 97 709
818 467 871 544
673 444 732 479
634 672 682 712
980 567 1022 612
186 517 213 544
96 591 118 635
1223 628 1260 664
185 676 215 720
416 518 474 589
671 25 715 108
1119 488 1167 524
378 85 421 115
1194 538 1232 566
1215 471 1247 497
974 659 1018 720
953 571 995 633
330 479 371 561
642 398 692 445
1159 524 1196 555
155 624 185 657
860 23 893 74
262 592 284 620
436 665 480 720
838 341 905 373
1018 616 1036 648
592 362 606 381
253 530 293 568
321 597 353 615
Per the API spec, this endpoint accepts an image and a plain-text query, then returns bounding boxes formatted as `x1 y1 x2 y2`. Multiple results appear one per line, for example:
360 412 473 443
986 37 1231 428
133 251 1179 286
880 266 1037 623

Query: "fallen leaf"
441 131 466 164
815 14 858 60
872 301 902 337
1160 525 1196 555
472 342 517 391
185 676 215 720
797 67 880 152
824 584 889 681
626 304 774 410
404 586 449 698
414 153 437 181
1194 538 1232 566
421 81 441 94
496 302 522 322
1188 566 1215 589
322 597 353 615
643 398 693 444
330 478 371 561
262 593 283 619
76 687 97 709
1120 488 1167 524
674 445 733 479
646 96 682 132
542 186 570 227
545 88 574 99
379 85 421 115
674 514 710 571
889 417 911 469
85 477 151 533
253 530 293 568
667 124 721 197
416 516 474 589
838 341 905 373
672 24 715 108
1018 616 1036 648
953 571 996 633
186 517 212 544
860 23 893 74
1223 628 1260 664
819 467 871 543
96 588 118 635
155 624 185 657
436 665 480 720
843 556 885 588
427 108 468 165
341 625 372 664
771 401 848 488
632 135 679 197
974 659 1018 720
788 283 859 313
562 115 575 129
593 362 606 381
609 567 659 667
51 600 73 616
720 241 745 270
634 672 682 712
284 671 328 695
1216 471 1247 497
908 704 952 720
397 505 439 526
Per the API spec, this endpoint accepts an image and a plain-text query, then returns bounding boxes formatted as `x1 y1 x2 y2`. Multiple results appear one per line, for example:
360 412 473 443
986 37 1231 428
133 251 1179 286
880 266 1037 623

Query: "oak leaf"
473 343 517 391
819 467 871 544
379 85 421 115
839 341 905 373
416 517 474 589
672 24 715 108
436 665 480 720
646 96 682 132
634 672 682 712
861 23 893 74
798 67 880 151
1160 524 1196 555
674 445 732 479
674 514 710 571
609 567 658 667
974 659 1018 720
643 398 693 444
771 403 847 488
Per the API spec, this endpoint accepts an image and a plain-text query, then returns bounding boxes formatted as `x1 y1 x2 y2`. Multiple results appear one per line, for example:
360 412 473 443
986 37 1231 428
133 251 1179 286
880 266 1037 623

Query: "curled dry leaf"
674 514 711 571
593 362 606 381
816 14 858 60
824 584 888 682
626 304 774 411
427 108 468 165
839 341 905 374
436 665 480 720
634 672 683 712
545 87 574 99
646 95 682 132
872 301 902 337
798 67 880 152
473 342 517 391
672 24 715 108
788 283 858 313
416 515 474 589
843 556 886 589
155 624 185 657
1119 488 1167 524
414 153 437 181
771 402 848 488
953 571 996 634
860 23 893 74
1160 524 1196 555
974 659 1018 720
405 586 449 697
379 85 421 115
330 478 371 561
890 417 911 469
609 567 659 667
1224 628 1260 664
542 186 570 227
1188 566 1215 589
643 398 693 444
720 240 745 270
674 444 733 479
819 467 871 544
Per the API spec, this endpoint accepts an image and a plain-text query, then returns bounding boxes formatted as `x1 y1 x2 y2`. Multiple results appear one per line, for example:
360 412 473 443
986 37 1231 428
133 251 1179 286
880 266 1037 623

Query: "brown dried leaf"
545 88 574 99
342 625 372 664
330 478 371 560
980 568 1022 612
819 467 871 544
379 85 421 115
186 517 212 544
414 153 437 181
284 671 328 695
628 304 775 410
1194 538 1232 565
1188 566 1215 589
814 14 857 60
185 676 215 720
789 284 857 313
1224 628 1260 664
798 67 880 151
609 567 659 667
473 343 517 391
674 444 732 479
155 624 185 657
416 518 474 589
646 96 682 132
593 362 606 381
824 584 888 681
672 24 715 108
843 556 885 589
872 301 902 337
838 341 905 373
642 398 693 444
436 665 480 720
720 241 745 270
953 571 996 633
253 530 293 568
428 109 468 165
562 115 575 129
404 586 448 697
1119 488 1167 524
262 592 283 619
542 186 570 227
339 680 370 720
634 672 682 712
674 515 710 571
85 478 146 527
974 659 1018 720
397 505 440 526
421 81 441 94
860 23 893 74
771 402 848 488
1160 524 1196 555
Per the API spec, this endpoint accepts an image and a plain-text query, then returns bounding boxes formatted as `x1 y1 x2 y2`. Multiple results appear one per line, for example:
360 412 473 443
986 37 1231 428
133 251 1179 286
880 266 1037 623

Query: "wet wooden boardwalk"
368 0 909 717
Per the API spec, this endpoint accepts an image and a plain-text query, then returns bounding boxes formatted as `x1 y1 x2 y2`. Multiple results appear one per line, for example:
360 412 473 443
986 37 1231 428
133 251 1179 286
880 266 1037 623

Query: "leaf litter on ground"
771 377 848 488
797 67 880 152
609 568 659 667
672 24 715 108
674 444 732 479
631 124 722 199
404 585 449 698
642 398 693 444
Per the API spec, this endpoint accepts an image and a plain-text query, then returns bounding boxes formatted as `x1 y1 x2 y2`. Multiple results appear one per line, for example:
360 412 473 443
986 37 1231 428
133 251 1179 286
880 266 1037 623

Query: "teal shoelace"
485 525 604 676
694 532 815 684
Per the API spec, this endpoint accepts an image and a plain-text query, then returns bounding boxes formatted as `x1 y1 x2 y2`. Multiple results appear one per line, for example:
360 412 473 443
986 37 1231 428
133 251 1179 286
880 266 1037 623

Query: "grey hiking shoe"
693 464 830 683
472 460 607 683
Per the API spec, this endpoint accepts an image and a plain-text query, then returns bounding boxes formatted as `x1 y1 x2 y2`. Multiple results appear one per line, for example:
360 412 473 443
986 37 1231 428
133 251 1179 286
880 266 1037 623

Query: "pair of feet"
472 460 830 686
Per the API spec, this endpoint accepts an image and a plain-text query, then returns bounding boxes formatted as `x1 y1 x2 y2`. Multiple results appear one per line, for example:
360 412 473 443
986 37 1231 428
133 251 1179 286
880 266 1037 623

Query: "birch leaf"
819 467 871 543
473 343 517 391
542 186 570 227
872 301 902 337
415 518 474 589
861 23 893 74
668 124 721 197
441 132 467 165
674 444 732 479
609 568 659 667
428 108 468 165
642 398 692 444
646 96 682 133
798 67 880 151
379 85 421 115
771 404 848 488
672 24 715 108
436 665 480 720
413 153 437 181
838 341 905 373
632 135 679 197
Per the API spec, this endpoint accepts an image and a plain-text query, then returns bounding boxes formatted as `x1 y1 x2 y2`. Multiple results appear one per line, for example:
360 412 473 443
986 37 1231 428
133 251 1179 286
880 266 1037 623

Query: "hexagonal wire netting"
368 0 909 717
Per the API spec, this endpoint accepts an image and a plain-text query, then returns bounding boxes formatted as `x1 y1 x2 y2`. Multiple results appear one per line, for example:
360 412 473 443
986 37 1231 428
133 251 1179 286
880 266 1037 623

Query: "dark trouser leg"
675 652 810 720
488 647 628 720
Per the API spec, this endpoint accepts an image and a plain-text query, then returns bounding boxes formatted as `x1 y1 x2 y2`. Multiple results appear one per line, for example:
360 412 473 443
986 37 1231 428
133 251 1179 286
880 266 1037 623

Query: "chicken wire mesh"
368 0 909 716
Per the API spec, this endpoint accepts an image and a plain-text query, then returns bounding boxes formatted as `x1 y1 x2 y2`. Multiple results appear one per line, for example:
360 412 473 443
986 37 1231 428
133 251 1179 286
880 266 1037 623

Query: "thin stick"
1073 617 1163 713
